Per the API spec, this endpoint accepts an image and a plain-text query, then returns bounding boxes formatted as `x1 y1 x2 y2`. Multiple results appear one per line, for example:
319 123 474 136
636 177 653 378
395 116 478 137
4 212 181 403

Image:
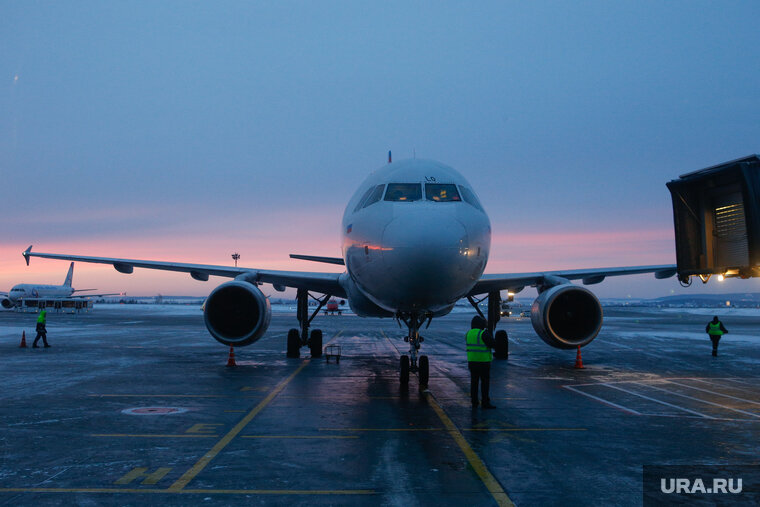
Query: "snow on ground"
658 307 760 317
617 330 760 344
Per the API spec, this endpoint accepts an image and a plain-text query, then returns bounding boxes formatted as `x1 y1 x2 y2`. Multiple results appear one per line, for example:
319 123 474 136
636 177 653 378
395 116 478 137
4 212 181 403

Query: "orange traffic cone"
574 345 584 369
226 346 236 367
19 331 27 348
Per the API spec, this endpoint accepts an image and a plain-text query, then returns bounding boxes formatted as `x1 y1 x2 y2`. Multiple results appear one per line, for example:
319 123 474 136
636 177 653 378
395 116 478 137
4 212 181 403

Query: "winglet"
22 245 32 266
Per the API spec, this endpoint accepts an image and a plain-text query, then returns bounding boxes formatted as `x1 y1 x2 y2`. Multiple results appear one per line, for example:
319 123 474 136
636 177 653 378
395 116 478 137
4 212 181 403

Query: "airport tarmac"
1 304 759 506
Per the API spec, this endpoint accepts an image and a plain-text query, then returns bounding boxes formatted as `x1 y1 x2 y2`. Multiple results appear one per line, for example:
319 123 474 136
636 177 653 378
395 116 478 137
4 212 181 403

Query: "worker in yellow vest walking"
705 316 728 357
466 316 496 409
33 309 50 348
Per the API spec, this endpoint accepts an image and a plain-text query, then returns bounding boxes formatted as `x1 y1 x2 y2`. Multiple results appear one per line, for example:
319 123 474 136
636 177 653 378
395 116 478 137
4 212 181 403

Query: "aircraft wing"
23 246 346 298
69 292 125 299
469 265 677 296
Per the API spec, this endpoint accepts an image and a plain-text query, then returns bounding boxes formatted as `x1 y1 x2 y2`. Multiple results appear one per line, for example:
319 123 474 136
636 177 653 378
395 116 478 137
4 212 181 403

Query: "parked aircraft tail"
63 262 74 287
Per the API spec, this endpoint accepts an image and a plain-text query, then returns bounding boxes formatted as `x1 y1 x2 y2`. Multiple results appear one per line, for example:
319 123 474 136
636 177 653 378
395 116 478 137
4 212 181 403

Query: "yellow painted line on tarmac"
380 330 402 357
0 487 375 495
426 392 515 507
324 329 344 346
168 359 310 492
88 394 230 398
91 434 219 438
241 435 358 439
462 428 586 432
319 427 443 432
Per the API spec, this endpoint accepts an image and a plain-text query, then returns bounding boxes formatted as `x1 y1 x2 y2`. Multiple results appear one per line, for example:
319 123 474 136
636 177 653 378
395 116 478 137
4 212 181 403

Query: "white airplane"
23 158 677 385
1 262 121 309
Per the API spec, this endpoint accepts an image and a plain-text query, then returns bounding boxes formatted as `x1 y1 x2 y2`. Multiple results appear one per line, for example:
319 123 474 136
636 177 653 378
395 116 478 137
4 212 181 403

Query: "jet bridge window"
458 185 484 211
425 183 461 202
384 183 422 202
361 184 385 209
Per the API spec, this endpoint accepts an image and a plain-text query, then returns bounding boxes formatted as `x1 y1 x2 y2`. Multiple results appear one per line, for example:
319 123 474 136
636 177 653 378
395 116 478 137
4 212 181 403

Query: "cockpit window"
354 186 376 212
458 185 484 211
384 183 422 202
425 184 461 202
362 184 385 208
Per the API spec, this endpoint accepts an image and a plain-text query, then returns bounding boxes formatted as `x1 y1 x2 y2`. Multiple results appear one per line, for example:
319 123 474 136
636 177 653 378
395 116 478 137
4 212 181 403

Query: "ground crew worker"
466 315 496 409
33 309 50 348
706 316 727 357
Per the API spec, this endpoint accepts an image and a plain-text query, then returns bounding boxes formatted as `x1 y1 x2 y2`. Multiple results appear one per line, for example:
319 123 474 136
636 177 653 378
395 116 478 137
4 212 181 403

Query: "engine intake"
203 281 271 346
1 298 12 309
531 284 602 349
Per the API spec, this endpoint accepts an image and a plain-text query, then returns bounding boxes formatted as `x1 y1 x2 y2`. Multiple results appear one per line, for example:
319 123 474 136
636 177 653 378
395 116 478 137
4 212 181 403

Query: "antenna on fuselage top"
388 150 392 164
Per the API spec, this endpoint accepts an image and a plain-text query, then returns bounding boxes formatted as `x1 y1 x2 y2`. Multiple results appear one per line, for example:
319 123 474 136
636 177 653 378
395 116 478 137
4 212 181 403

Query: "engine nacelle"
1 298 12 309
203 281 271 346
531 284 602 349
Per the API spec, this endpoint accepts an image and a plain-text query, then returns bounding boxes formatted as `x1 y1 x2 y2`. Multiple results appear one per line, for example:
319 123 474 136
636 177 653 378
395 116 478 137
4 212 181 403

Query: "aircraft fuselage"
341 159 491 316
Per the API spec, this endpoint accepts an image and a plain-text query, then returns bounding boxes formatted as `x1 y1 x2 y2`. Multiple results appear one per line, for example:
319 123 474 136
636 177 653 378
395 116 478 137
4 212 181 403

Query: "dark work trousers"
469 361 491 405
710 335 721 356
33 323 49 347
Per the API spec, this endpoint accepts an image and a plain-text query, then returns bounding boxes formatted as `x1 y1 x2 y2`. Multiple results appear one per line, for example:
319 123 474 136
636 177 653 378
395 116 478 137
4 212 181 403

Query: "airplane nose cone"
381 214 474 309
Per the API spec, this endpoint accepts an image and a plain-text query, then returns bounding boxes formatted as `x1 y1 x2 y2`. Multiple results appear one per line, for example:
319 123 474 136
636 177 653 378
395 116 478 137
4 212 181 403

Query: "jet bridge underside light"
667 155 760 283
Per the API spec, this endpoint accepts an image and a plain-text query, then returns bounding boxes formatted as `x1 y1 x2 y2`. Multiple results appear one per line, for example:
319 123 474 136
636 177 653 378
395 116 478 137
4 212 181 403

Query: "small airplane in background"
1 261 122 309
323 299 345 315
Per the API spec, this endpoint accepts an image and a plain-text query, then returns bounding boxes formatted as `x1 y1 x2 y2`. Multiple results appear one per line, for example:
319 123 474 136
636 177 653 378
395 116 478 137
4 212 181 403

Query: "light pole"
232 252 240 267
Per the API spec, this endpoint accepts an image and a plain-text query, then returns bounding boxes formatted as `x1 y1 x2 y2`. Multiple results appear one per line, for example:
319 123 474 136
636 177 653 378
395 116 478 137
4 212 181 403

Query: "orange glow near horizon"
1 226 677 297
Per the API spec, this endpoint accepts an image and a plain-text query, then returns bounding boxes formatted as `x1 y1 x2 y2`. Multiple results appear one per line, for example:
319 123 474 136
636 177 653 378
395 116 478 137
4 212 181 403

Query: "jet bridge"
667 155 760 283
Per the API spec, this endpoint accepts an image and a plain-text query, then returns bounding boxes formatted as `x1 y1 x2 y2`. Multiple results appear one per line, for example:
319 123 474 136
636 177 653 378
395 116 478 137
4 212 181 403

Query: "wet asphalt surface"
1 304 759 506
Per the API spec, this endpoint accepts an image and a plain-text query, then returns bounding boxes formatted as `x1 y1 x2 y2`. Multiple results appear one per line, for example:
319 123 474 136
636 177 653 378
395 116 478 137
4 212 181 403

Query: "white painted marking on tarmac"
715 378 760 388
666 380 760 407
635 382 760 419
562 385 642 415
602 383 714 419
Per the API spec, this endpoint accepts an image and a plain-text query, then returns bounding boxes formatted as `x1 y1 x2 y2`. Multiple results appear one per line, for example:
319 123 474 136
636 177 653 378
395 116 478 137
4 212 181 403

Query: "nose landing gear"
398 312 431 388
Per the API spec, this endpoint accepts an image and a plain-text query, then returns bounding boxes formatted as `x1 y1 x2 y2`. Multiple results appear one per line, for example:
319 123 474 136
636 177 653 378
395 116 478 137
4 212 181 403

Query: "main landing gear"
467 291 509 359
287 288 331 359
397 313 431 388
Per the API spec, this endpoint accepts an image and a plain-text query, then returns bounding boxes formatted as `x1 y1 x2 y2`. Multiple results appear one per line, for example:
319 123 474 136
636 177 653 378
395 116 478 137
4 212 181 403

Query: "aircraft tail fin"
63 262 74 287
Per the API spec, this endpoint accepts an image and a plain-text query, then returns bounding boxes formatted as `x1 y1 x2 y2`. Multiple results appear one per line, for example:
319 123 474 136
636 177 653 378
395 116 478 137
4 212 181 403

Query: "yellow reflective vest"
466 329 492 362
708 322 724 336
37 311 46 324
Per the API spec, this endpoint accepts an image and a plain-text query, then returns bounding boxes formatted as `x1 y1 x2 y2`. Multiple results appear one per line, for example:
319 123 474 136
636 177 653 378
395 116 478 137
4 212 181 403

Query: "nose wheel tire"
286 328 301 358
418 355 429 388
494 330 509 359
400 355 410 384
309 329 323 358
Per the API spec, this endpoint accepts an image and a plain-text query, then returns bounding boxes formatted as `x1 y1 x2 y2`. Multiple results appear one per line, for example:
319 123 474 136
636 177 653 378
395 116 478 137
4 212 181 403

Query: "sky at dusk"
2 1 760 299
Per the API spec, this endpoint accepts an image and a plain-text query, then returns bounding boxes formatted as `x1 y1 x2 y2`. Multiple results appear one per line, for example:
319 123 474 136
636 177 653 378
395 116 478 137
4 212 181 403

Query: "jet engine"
203 281 271 346
530 284 602 349
1 298 12 309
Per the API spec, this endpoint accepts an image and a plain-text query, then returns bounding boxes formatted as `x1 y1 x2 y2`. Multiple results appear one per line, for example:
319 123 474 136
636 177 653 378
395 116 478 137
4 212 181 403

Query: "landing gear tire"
418 355 429 388
309 329 323 358
400 355 410 384
494 330 509 359
286 328 301 358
